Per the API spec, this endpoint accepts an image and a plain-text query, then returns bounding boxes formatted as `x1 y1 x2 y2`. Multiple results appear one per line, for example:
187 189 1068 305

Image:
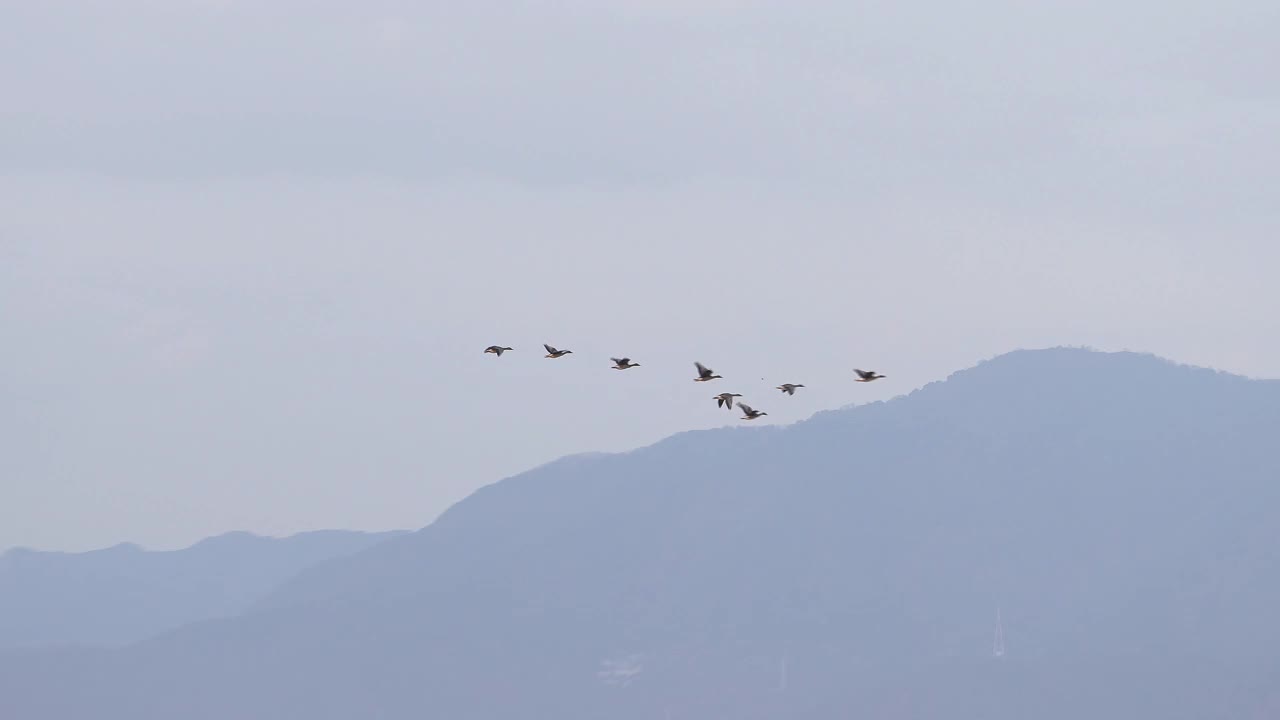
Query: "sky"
3 0 1278 552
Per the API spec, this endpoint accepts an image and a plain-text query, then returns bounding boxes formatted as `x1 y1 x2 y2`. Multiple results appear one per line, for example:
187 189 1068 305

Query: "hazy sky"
3 1 1278 552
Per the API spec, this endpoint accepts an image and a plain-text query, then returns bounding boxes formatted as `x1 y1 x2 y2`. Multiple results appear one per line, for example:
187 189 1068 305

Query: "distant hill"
2 348 1279 719
0 529 405 649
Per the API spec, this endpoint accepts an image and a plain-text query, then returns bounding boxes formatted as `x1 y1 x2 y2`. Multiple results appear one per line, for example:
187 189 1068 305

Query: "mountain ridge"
3 346 1278 719
251 346 1277 617
0 528 407 650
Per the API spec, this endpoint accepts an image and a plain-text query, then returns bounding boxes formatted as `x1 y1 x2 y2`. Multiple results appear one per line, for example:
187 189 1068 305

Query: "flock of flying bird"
484 343 886 421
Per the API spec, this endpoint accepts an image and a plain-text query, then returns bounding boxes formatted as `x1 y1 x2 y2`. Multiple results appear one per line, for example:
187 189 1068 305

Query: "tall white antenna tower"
993 606 1006 658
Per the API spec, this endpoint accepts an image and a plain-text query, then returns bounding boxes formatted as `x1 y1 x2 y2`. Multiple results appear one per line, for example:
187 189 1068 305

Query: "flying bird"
483 345 513 356
854 369 885 382
738 404 768 420
611 357 640 370
714 392 742 409
693 362 722 382
776 383 805 395
544 344 573 358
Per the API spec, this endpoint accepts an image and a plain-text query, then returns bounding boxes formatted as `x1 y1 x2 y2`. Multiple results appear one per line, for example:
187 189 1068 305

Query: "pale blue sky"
3 0 1277 551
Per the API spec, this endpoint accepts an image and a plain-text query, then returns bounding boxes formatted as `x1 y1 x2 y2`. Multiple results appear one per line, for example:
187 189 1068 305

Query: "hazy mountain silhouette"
0 529 405 650
3 348 1279 719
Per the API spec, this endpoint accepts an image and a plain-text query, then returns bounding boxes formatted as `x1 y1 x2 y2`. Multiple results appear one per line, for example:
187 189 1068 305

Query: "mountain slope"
0 529 405 649
2 348 1279 719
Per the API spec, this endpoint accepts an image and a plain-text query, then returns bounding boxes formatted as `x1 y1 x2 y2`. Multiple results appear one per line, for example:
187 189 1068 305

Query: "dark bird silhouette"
611 357 640 370
694 362 722 382
544 344 573 358
738 403 768 420
483 346 512 356
714 392 742 409
776 383 805 395
854 369 885 382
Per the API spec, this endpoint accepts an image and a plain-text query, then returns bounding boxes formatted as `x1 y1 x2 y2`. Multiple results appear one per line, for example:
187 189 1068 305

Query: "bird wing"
738 403 753 414
545 344 557 354
695 361 711 376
